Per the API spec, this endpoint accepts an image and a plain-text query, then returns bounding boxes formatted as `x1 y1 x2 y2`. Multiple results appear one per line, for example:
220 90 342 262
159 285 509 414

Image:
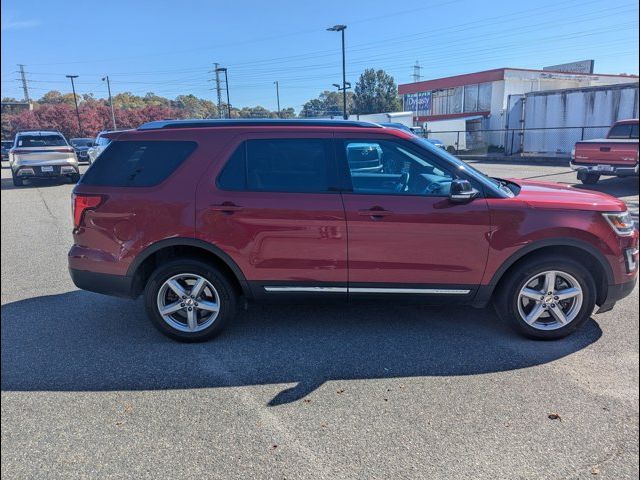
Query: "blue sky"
1 0 638 112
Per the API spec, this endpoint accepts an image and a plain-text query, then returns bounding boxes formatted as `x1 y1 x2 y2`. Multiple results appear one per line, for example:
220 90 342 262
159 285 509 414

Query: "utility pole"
327 25 348 120
66 75 82 135
214 63 223 118
102 76 117 130
216 67 231 119
412 61 422 83
274 81 281 117
17 64 30 103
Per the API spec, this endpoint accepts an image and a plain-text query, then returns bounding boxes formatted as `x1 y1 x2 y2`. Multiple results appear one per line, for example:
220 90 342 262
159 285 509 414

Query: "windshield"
410 136 515 197
17 134 67 147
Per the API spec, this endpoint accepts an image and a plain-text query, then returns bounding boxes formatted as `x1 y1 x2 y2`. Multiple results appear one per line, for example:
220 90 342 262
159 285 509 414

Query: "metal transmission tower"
412 61 422 83
213 63 224 118
17 64 31 102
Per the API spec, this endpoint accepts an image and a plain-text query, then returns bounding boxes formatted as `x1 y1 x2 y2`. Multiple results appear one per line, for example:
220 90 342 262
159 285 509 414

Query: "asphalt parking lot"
1 160 638 479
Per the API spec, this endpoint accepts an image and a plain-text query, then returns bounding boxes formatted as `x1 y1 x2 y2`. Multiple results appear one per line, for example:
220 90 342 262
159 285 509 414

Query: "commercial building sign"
404 92 431 116
543 60 594 74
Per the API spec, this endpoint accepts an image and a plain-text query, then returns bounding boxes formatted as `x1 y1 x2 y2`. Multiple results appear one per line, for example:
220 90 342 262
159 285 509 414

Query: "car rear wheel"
579 173 600 185
144 258 237 342
495 255 596 339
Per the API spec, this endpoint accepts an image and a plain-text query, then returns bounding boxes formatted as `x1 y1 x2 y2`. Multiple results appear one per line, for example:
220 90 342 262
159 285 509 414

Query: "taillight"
72 194 104 228
55 147 75 153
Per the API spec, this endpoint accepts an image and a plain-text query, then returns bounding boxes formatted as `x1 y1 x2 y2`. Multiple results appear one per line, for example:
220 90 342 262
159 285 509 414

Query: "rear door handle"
357 208 393 219
209 203 244 214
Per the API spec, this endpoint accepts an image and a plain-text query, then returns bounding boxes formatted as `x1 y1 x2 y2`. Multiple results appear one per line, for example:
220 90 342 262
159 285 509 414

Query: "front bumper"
570 161 639 177
596 276 638 313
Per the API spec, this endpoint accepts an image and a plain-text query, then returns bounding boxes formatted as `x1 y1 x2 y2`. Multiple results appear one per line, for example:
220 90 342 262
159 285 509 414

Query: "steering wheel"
424 181 443 195
395 172 410 193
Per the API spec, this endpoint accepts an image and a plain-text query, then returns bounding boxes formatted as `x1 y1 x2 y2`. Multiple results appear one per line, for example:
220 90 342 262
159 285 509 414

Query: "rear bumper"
570 161 639 176
69 268 136 298
13 164 79 178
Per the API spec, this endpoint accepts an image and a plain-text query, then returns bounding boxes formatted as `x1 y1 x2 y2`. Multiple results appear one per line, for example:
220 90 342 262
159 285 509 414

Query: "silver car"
9 130 80 186
87 131 113 164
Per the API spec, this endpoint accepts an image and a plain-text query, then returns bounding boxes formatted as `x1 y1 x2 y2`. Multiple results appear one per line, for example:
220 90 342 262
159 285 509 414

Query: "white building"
398 67 638 139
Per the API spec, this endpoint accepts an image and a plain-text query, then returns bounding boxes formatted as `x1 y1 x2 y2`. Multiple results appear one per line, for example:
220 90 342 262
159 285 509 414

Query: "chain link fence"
420 126 612 157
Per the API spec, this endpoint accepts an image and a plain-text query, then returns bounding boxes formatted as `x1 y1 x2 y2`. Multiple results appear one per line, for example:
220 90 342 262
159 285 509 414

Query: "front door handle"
357 207 393 219
209 202 244 214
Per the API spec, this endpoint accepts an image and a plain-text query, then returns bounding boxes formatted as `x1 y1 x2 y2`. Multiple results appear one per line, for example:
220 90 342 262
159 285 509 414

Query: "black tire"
144 258 237 342
11 173 24 187
69 173 81 183
579 173 600 185
494 255 596 340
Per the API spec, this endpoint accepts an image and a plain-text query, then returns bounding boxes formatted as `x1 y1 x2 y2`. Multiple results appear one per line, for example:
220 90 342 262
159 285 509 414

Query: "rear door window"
217 139 333 193
81 140 196 187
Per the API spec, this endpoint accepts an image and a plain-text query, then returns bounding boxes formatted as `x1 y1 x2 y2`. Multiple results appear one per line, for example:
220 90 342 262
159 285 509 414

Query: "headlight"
602 211 636 236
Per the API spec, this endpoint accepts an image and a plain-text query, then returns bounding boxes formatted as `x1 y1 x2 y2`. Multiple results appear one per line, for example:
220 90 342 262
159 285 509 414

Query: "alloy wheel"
517 270 583 331
156 273 220 332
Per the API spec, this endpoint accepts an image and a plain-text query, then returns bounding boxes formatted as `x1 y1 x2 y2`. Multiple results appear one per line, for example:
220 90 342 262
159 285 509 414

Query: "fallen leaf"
336 389 345 394
548 413 562 421
270 444 278 450
303 399 312 403
115 421 125 427
591 465 600 475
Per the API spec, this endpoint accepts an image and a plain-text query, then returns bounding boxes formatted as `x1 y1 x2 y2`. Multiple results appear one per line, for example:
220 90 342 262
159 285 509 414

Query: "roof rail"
138 118 382 130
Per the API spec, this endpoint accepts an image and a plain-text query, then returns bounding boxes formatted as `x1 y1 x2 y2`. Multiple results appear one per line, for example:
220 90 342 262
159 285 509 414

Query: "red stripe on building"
415 111 491 122
399 69 505 94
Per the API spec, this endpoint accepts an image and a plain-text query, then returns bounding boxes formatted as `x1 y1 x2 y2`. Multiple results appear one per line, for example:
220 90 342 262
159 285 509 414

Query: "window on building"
478 83 492 111
464 84 478 112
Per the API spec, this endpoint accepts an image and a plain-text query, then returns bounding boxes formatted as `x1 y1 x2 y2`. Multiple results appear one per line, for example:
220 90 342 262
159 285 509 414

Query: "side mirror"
449 179 479 203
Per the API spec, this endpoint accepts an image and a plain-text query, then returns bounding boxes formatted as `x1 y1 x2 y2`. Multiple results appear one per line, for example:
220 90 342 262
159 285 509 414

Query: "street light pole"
274 81 281 118
327 24 348 120
216 67 231 118
66 75 82 135
102 75 117 130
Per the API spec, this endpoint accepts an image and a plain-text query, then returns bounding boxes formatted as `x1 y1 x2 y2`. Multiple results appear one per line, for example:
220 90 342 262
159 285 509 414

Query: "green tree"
353 69 401 114
300 90 354 117
38 90 78 105
173 95 217 118
112 92 146 109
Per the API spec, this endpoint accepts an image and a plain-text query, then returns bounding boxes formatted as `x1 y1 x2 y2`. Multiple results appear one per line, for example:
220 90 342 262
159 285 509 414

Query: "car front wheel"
144 258 237 342
495 255 596 339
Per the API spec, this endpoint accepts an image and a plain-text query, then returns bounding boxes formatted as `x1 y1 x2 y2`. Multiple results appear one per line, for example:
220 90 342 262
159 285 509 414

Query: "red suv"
69 120 638 342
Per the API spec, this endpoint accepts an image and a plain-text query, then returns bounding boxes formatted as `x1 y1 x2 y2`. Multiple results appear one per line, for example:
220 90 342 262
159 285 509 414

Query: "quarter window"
342 140 455 196
80 140 196 187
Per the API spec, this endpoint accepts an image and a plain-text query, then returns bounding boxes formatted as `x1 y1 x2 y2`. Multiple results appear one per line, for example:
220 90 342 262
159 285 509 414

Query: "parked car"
87 131 115 164
69 119 638 342
424 137 446 149
70 137 95 164
571 119 639 184
1 140 13 160
9 131 80 186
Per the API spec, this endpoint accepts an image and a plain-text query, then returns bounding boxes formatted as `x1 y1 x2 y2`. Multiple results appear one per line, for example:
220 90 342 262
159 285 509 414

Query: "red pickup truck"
571 119 639 184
